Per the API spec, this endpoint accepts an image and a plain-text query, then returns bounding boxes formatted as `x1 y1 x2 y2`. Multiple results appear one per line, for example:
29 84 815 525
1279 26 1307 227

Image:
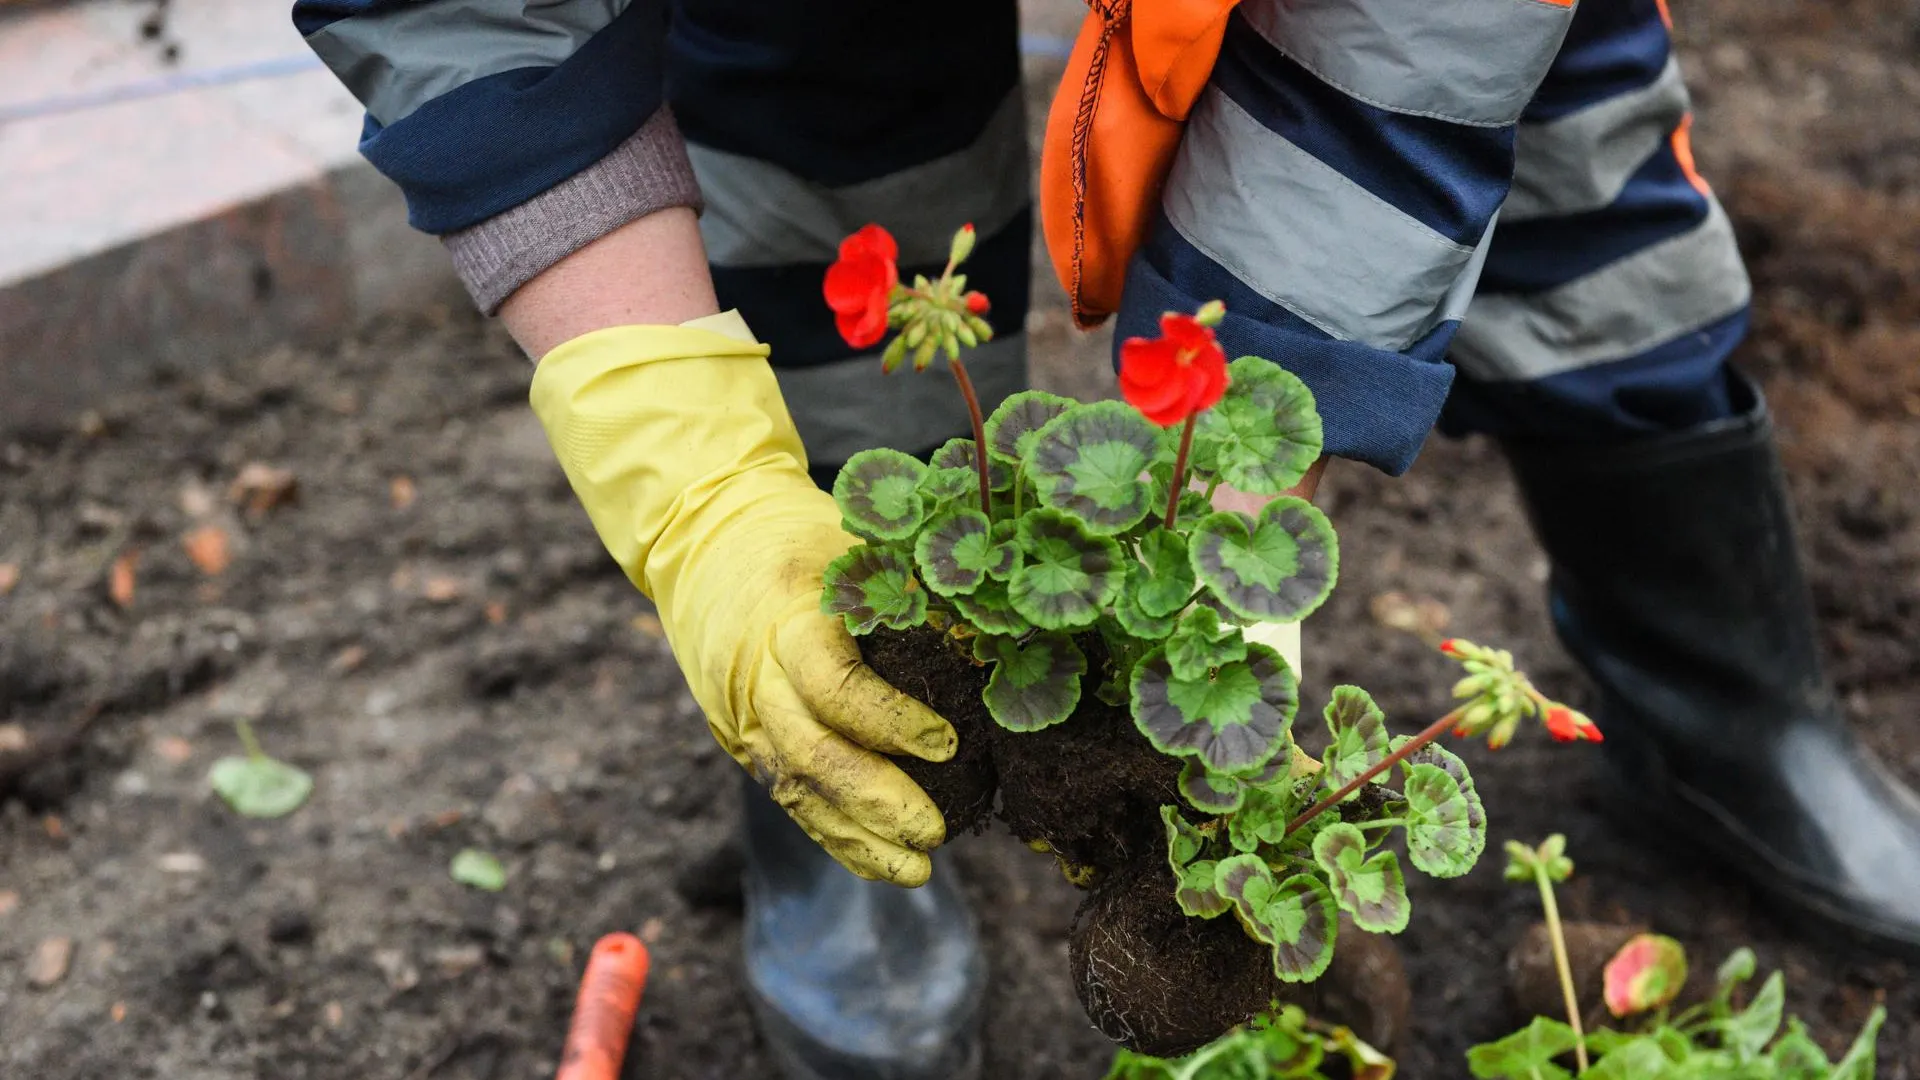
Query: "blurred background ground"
3 0 1919 1077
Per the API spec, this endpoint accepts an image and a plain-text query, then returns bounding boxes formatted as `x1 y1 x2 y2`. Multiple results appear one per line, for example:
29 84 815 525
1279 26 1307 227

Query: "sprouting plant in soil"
1105 1004 1394 1079
818 222 1606 1055
208 716 312 819
1470 837 1886 1079
450 848 507 893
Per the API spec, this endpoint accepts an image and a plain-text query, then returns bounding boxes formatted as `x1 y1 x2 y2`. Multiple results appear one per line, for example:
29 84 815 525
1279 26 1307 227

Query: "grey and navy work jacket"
293 0 1751 475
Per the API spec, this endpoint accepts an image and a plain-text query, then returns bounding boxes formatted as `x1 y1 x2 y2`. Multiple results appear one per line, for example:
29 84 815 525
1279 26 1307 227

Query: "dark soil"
860 628 1000 836
1070 858 1277 1058
3 1 1919 1076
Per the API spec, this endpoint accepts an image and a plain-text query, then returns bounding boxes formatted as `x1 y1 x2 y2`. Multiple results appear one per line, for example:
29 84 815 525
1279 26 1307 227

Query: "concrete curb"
1 0 464 435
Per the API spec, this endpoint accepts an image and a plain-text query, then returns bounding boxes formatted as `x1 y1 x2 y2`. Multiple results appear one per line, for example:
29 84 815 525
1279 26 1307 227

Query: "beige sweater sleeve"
440 108 705 315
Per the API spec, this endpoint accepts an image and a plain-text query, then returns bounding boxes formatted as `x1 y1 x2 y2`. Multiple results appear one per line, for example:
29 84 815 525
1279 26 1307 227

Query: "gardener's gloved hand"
529 311 956 887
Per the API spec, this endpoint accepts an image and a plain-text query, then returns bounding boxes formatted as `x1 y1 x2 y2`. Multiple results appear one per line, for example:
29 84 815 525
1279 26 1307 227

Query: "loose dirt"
4 1 1918 1076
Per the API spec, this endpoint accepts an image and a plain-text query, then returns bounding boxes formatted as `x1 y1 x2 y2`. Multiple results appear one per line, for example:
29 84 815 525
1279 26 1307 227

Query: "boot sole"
1599 765 1920 962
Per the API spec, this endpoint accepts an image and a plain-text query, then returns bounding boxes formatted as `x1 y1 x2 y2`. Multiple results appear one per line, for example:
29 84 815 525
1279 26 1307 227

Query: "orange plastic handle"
555 932 651 1080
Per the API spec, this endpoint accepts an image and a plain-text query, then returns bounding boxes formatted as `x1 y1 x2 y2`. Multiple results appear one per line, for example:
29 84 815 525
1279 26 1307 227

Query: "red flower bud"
1439 639 1463 657
1118 312 1230 427
823 224 899 349
964 291 991 315
1544 704 1603 744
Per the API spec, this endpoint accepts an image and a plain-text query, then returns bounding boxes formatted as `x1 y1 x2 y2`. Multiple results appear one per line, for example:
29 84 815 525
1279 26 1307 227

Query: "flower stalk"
1284 705 1463 834
1163 414 1197 530
948 355 993 521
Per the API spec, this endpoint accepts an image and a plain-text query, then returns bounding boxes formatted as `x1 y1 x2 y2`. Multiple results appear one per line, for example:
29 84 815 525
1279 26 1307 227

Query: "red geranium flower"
1544 704 1604 744
823 225 899 349
1118 313 1230 427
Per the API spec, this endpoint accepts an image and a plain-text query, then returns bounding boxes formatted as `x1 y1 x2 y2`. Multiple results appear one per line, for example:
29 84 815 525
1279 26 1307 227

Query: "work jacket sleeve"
292 0 704 313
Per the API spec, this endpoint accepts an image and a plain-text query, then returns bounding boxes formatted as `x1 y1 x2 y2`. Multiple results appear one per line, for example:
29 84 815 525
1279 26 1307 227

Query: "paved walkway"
0 0 459 433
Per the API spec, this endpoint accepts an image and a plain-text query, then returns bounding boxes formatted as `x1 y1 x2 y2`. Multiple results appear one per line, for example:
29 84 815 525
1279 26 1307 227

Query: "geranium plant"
1471 838 1886 1079
817 222 1604 1054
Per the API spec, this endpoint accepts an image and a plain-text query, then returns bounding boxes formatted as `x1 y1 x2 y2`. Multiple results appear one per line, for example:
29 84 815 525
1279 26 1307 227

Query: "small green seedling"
450 848 507 892
209 716 312 819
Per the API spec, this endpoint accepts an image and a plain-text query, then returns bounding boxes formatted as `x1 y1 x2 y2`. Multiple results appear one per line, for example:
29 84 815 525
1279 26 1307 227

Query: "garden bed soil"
5 1 1920 1075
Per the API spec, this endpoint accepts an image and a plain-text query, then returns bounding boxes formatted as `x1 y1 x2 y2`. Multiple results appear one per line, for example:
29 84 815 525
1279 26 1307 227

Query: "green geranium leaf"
1191 358 1323 495
210 754 313 819
1721 970 1785 1058
833 447 929 541
973 632 1086 732
1403 762 1485 878
1213 856 1337 983
1161 804 1207 867
1194 591 1251 627
1008 509 1124 629
1393 736 1486 842
1226 784 1294 854
1831 1006 1886 1080
1164 605 1249 681
822 546 928 635
925 437 1016 501
1131 641 1298 773
1767 1020 1830 1079
914 508 1015 597
1189 499 1338 622
986 521 1022 580
1322 686 1389 790
1178 759 1249 814
952 576 1032 636
1133 528 1197 618
985 389 1074 465
1026 401 1162 535
450 848 507 892
1312 822 1411 934
1114 583 1180 639
1174 859 1234 919
1466 1016 1580 1080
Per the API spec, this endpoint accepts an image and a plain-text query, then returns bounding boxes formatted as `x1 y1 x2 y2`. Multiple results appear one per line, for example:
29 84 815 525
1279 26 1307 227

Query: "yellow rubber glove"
529 311 956 886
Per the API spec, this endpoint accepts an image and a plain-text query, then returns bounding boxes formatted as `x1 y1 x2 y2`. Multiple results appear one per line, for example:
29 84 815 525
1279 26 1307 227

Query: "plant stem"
1202 476 1221 506
235 716 265 762
1164 415 1198 530
948 356 993 521
1284 706 1465 834
1535 865 1590 1073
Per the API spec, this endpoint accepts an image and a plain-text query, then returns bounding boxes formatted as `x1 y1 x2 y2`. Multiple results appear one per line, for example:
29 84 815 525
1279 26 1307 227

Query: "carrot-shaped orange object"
555 932 651 1080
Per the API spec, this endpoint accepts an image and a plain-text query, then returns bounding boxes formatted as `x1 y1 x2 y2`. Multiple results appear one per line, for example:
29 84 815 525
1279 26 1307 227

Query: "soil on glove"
4 1 1920 1076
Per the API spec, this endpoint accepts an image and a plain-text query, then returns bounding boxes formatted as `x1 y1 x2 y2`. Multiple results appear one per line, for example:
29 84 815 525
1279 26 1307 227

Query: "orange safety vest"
1040 0 1239 330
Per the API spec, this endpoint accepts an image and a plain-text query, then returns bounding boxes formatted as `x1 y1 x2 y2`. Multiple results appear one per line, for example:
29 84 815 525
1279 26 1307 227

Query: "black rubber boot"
739 774 985 1080
1505 371 1920 955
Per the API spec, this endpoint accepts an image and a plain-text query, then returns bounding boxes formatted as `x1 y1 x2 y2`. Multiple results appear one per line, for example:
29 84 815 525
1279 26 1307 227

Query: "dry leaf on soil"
109 551 139 608
182 525 232 576
28 937 73 988
229 463 299 518
153 736 193 764
390 475 417 511
0 562 19 595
